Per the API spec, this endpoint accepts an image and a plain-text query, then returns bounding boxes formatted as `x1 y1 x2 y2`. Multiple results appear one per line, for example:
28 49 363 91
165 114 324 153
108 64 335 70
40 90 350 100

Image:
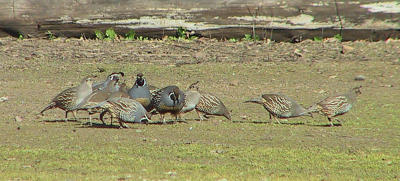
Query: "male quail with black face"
128 73 152 111
151 85 185 123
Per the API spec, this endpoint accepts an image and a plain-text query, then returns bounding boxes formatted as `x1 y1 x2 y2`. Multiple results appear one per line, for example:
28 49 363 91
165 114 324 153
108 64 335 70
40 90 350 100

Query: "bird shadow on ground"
309 123 343 127
41 119 79 123
232 120 305 126
147 120 189 125
79 122 121 129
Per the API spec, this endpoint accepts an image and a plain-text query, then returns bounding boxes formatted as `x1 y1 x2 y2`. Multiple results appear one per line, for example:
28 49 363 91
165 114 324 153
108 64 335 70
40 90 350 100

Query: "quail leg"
328 117 334 127
174 114 178 123
273 116 281 124
65 111 69 122
72 111 79 122
119 121 129 128
99 111 107 125
336 118 342 126
88 114 92 126
196 110 203 121
160 114 166 124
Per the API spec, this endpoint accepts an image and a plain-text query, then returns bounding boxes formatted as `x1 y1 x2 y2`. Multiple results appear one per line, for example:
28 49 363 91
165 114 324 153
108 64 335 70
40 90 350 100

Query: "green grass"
313 36 323 41
125 30 136 40
105 28 117 40
94 30 105 40
243 34 260 41
46 31 56 40
0 39 399 180
94 28 117 40
334 34 343 42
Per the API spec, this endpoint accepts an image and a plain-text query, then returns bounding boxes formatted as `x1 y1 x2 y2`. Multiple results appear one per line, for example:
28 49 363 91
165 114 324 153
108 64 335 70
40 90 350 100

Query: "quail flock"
41 72 362 128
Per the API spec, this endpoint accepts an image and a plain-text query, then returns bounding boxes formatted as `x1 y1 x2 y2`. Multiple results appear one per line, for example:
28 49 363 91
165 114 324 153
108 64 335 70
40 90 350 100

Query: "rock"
97 67 106 72
294 49 303 57
341 45 354 54
354 75 366 81
165 171 176 176
229 80 239 86
0 96 8 102
15 116 23 122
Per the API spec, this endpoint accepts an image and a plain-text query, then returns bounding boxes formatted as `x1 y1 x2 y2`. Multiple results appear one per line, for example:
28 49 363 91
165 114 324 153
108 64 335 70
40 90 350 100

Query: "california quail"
40 76 95 121
128 73 152 111
307 86 362 126
84 97 151 128
180 90 201 114
99 82 131 124
195 93 231 121
245 93 312 123
75 76 120 125
92 72 124 92
151 85 185 123
181 81 231 121
109 82 130 99
148 85 159 93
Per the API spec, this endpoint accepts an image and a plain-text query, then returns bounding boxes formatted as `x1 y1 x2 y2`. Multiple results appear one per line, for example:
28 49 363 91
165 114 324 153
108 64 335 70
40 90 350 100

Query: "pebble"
354 75 366 81
15 116 23 122
0 96 8 102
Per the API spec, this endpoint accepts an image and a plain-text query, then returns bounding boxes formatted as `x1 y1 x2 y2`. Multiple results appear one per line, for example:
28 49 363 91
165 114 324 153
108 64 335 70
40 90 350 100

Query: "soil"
0 37 399 180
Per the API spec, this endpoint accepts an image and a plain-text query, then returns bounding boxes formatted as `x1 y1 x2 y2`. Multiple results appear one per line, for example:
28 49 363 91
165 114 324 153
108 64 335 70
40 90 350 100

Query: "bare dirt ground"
0 37 399 180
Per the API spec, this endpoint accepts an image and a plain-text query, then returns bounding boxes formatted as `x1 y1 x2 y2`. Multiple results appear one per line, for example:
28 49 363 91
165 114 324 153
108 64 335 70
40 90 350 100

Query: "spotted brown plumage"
196 93 231 121
245 93 312 123
83 97 151 128
150 85 185 123
308 86 362 126
180 81 231 121
40 76 95 121
99 82 131 125
74 77 119 125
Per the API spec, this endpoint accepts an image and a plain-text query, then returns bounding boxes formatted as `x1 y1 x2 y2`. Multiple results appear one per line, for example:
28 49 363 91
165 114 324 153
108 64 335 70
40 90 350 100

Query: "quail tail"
223 112 232 120
40 102 56 115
